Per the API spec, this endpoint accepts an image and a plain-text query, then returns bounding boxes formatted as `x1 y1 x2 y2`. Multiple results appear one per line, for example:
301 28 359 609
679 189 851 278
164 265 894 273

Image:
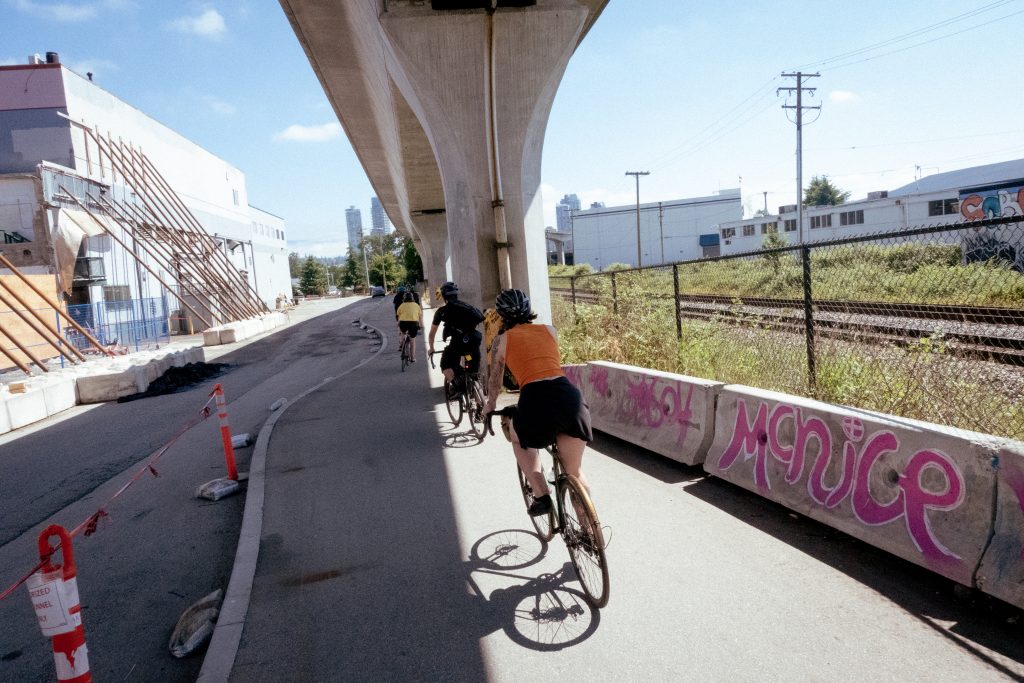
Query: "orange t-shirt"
504 325 564 386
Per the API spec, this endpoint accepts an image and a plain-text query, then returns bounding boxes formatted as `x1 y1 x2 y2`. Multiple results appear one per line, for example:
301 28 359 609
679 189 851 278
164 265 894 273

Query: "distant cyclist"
427 281 484 386
484 288 592 516
396 292 423 363
392 284 420 314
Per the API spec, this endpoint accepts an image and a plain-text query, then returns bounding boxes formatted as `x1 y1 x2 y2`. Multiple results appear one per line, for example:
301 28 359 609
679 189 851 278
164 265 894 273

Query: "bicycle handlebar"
485 405 518 437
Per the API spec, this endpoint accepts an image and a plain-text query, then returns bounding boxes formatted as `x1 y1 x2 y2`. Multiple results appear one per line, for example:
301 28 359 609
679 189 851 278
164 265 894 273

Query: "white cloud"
204 96 236 116
273 123 343 143
829 90 861 104
169 8 226 38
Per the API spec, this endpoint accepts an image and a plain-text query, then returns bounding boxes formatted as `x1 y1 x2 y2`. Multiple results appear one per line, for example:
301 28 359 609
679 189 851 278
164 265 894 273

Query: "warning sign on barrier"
27 571 81 638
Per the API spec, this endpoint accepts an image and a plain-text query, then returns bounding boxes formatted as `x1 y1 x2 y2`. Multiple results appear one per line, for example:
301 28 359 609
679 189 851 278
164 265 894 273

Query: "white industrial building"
571 189 742 269
0 54 292 342
717 159 1024 264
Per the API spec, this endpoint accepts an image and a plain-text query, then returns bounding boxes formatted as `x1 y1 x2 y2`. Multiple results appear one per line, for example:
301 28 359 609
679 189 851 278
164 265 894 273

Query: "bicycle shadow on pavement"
463 529 601 651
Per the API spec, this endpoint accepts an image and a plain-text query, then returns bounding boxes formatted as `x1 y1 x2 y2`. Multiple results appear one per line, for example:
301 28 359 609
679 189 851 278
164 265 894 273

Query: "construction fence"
550 215 1024 441
1 296 172 371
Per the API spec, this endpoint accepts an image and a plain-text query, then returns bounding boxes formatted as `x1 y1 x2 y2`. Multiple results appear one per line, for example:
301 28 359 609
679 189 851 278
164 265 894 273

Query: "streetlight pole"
625 170 649 267
361 234 371 291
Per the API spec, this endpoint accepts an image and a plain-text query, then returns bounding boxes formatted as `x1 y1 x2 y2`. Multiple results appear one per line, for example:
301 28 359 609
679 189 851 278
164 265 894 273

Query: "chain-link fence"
66 296 171 353
551 215 1024 441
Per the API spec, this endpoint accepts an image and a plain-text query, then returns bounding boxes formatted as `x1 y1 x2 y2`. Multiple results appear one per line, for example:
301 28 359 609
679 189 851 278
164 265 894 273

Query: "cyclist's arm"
428 323 440 354
484 333 507 413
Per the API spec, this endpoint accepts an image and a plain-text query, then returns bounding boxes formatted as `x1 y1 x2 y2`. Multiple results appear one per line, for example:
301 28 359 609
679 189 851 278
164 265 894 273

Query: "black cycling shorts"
513 376 593 450
399 321 420 338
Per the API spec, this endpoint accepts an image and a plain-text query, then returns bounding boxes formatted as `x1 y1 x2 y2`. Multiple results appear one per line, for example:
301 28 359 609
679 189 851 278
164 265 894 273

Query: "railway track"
550 287 1024 365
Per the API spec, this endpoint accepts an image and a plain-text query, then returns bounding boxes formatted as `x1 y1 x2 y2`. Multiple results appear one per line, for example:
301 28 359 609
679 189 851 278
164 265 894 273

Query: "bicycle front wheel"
517 465 554 541
466 378 487 439
444 379 463 426
559 475 609 607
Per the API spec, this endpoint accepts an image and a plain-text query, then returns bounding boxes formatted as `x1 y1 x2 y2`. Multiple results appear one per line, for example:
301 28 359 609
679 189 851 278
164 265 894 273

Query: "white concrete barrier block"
6 385 48 429
0 395 10 435
584 361 722 465
219 324 241 344
189 346 206 364
561 364 590 404
976 441 1024 609
42 376 77 415
705 385 997 586
203 327 222 346
75 366 148 403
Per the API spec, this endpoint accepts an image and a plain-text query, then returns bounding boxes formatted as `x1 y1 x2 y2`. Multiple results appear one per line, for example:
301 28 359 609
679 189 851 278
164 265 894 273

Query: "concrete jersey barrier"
704 385 998 587
571 361 722 466
975 441 1024 608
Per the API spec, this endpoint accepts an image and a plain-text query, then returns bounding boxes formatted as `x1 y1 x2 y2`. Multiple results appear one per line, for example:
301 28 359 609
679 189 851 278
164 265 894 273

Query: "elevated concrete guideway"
278 0 608 318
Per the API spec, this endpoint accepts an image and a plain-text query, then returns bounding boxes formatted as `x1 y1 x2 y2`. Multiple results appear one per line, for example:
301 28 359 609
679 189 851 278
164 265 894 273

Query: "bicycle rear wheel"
444 379 463 426
466 378 487 439
518 465 554 541
400 336 410 372
558 475 609 607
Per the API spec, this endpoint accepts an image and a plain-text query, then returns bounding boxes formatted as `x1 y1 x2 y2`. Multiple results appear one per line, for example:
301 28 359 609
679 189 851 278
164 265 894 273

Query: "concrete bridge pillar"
381 2 588 319
409 212 450 295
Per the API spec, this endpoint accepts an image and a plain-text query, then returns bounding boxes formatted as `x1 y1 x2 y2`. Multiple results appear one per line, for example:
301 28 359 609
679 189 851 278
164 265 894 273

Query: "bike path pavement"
208 297 1024 682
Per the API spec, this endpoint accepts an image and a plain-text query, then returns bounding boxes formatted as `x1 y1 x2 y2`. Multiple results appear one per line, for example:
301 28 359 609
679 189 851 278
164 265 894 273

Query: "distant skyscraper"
589 201 605 209
370 196 391 235
556 193 581 232
345 205 363 250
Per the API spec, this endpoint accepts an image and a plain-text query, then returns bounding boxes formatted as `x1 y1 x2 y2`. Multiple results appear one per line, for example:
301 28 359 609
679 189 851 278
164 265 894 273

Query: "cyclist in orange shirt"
484 288 593 516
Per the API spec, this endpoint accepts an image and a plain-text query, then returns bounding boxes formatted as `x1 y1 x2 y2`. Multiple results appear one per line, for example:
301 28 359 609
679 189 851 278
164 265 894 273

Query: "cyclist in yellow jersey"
395 292 423 362
485 288 593 516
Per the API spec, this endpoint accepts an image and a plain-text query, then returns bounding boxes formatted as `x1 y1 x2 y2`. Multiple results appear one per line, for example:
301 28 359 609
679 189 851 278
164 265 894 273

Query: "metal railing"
65 297 171 354
550 216 1024 441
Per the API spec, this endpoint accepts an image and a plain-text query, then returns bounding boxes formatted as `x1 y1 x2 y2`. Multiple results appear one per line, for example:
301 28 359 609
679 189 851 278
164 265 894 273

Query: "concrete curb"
197 321 387 682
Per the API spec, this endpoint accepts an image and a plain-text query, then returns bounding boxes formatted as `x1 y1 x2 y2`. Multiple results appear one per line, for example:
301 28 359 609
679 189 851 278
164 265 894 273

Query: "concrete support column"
382 3 587 319
409 212 449 293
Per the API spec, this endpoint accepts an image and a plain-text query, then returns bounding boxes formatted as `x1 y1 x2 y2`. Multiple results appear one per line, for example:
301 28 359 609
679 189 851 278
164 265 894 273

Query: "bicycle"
430 349 487 438
487 406 610 608
399 331 413 372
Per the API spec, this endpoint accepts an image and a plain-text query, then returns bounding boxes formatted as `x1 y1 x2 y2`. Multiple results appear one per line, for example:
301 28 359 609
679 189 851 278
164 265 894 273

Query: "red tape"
0 389 222 603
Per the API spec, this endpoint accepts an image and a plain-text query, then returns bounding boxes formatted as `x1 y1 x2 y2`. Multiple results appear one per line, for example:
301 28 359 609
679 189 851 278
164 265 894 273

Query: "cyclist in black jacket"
427 281 484 384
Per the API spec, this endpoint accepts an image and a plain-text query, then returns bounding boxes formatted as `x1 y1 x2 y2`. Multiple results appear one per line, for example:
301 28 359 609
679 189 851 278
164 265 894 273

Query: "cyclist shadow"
463 528 601 651
440 424 486 448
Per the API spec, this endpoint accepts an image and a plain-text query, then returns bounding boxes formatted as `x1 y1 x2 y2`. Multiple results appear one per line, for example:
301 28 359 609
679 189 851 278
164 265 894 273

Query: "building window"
761 222 778 234
721 227 736 239
839 209 864 226
928 198 959 216
742 224 755 237
784 219 796 232
102 285 132 310
810 214 832 229
232 189 240 206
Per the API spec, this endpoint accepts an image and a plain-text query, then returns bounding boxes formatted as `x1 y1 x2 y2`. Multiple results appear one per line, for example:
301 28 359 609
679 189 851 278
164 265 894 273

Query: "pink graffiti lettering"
618 376 696 446
719 399 966 561
589 366 609 398
563 365 583 389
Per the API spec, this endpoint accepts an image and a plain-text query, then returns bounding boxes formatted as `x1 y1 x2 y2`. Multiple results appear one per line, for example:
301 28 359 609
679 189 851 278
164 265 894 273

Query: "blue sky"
3 1 1024 257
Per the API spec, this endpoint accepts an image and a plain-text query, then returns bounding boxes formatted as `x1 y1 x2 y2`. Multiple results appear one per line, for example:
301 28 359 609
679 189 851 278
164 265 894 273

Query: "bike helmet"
440 281 459 301
397 284 407 294
403 291 414 302
495 288 532 324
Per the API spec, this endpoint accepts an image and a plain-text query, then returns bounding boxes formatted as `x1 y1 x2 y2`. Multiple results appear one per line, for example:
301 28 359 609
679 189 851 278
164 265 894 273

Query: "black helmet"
495 288 532 323
403 291 414 302
440 281 459 300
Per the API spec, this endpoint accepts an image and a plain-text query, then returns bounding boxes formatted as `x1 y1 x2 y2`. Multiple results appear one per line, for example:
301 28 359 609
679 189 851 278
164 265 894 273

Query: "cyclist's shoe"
528 495 553 517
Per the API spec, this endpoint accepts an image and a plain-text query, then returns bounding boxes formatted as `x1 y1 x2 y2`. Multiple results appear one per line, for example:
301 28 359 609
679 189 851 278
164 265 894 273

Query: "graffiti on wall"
960 185 1024 220
589 365 697 445
716 399 967 562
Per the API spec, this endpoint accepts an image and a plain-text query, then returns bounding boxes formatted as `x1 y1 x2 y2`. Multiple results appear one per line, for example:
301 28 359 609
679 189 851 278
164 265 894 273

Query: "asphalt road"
0 297 369 682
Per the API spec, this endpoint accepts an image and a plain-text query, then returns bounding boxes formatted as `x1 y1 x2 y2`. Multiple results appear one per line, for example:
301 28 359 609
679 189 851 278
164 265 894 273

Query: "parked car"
370 286 386 297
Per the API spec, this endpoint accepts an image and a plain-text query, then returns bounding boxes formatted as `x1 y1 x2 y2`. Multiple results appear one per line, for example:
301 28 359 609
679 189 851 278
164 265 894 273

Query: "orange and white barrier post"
27 525 91 683
212 383 238 481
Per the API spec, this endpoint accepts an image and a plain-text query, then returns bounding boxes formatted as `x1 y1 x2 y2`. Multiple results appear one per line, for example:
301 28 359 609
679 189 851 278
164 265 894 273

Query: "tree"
299 256 328 295
804 175 850 206
399 236 424 284
342 244 365 290
369 251 404 289
288 251 303 278
761 231 788 275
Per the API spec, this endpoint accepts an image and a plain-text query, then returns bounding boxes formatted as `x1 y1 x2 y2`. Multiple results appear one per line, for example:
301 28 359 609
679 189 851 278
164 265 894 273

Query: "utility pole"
763 191 768 215
778 72 820 244
361 234 371 291
625 170 650 267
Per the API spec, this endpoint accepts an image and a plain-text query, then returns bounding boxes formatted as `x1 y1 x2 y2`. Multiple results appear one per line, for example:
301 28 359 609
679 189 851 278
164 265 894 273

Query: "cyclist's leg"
440 344 458 382
555 434 590 493
408 326 418 361
508 420 548 502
